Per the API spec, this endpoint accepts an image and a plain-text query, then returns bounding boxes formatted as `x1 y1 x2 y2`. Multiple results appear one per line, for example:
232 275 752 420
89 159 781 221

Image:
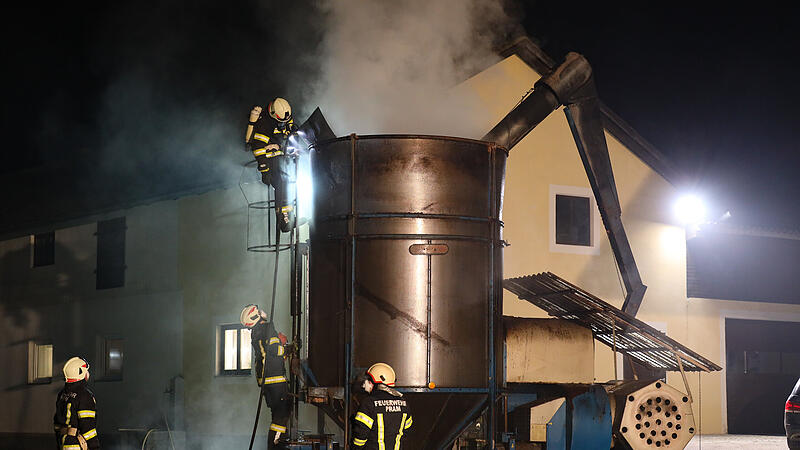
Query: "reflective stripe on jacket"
352 389 412 449
251 321 287 385
54 381 100 449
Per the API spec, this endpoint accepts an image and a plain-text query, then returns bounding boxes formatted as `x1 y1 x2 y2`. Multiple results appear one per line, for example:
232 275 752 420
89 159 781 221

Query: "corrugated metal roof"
504 272 722 372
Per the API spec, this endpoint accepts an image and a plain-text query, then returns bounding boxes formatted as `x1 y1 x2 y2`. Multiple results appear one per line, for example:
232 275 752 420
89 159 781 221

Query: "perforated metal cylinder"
610 380 696 449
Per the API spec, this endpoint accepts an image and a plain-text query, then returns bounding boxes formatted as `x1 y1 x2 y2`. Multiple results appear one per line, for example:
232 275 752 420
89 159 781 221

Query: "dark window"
555 194 591 246
32 231 55 267
219 324 252 376
96 217 126 289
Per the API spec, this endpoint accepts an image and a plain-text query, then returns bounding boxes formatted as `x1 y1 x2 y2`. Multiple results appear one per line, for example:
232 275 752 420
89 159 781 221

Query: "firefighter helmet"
268 97 292 122
240 304 262 328
366 362 396 386
63 357 90 383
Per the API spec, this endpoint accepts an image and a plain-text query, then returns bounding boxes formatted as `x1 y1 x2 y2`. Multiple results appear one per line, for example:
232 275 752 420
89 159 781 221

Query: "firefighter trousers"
256 155 296 232
262 381 290 441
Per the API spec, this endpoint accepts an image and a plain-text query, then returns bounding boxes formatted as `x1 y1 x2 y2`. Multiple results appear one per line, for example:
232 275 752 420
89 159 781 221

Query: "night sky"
524 2 800 229
3 1 799 230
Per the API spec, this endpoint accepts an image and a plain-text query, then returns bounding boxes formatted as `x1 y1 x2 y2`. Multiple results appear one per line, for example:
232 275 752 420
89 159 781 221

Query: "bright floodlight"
674 194 706 225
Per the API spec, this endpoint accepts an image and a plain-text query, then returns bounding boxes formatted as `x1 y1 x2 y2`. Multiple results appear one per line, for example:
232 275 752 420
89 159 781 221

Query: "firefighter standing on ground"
54 357 100 450
352 363 413 449
241 304 293 448
245 97 298 232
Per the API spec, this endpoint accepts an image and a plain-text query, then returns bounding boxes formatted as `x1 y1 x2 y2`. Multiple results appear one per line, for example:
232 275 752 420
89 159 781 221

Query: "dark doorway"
726 318 800 434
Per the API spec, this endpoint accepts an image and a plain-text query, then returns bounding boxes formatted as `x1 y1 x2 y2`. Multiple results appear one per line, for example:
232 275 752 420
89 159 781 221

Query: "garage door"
726 318 800 434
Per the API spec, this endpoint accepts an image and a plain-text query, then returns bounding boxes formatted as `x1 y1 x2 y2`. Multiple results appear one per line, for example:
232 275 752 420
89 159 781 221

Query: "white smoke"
299 0 520 138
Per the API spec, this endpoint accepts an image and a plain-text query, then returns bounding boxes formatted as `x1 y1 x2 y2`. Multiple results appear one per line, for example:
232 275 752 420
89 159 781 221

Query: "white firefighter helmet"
240 304 262 328
366 362 396 386
63 357 90 383
268 97 292 122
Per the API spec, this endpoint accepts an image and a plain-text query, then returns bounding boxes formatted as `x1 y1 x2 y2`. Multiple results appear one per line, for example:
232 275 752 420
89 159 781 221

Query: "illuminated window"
31 231 55 267
218 324 252 376
28 341 53 384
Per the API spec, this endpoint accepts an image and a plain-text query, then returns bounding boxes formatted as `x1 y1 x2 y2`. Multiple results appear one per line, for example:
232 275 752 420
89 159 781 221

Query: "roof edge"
0 180 234 242
498 36 682 186
698 222 800 242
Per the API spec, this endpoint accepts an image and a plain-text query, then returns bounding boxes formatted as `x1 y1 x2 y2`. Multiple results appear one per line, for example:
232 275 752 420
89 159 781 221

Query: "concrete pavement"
685 434 787 449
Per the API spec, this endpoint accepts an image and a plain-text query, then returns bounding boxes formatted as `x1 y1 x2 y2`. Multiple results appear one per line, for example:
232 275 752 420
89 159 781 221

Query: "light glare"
674 195 706 225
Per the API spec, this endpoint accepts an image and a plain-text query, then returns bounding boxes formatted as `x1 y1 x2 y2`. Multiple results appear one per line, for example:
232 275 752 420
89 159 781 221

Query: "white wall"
0 202 183 440
178 186 325 448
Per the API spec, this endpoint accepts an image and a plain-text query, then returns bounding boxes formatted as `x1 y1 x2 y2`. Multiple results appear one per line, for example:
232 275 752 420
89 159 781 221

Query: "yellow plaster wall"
451 54 798 435
682 297 800 433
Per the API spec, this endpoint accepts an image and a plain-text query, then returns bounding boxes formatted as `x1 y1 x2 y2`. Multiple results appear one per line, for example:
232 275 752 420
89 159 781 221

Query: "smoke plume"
293 0 521 137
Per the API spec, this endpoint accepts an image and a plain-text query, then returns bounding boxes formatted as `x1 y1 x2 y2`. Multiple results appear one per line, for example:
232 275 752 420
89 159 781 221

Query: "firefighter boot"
278 205 296 233
267 430 289 450
258 163 271 186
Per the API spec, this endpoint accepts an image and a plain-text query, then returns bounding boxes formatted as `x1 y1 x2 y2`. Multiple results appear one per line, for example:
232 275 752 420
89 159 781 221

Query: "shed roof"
505 272 722 372
687 224 800 305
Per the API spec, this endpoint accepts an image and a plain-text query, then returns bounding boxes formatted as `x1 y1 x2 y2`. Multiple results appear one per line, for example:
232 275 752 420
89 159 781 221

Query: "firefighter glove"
249 106 262 123
284 340 301 354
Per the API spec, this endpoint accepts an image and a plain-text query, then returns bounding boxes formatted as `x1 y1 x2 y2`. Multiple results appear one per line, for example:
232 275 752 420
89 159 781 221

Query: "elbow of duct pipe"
481 52 595 151
539 52 595 105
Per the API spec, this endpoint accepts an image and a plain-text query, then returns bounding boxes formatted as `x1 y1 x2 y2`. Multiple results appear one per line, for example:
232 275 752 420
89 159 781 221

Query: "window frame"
95 337 124 381
30 231 56 268
555 194 592 246
27 341 53 384
549 184 602 255
217 324 252 377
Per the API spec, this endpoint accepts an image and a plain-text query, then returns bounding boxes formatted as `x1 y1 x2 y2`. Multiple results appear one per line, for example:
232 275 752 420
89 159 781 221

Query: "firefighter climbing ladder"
239 157 306 448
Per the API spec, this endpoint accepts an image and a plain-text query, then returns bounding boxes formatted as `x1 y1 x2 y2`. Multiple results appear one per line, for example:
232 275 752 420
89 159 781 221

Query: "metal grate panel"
504 272 721 372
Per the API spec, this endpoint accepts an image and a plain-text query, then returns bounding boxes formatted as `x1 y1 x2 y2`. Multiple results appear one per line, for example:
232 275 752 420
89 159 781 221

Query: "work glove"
283 339 301 355
249 106 262 123
278 332 288 345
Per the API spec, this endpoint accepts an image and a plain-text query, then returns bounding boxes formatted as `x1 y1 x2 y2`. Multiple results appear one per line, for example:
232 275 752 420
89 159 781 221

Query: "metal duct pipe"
483 51 647 316
481 52 593 150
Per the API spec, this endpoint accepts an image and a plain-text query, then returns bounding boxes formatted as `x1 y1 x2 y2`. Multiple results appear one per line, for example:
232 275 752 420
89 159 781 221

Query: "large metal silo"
308 134 506 448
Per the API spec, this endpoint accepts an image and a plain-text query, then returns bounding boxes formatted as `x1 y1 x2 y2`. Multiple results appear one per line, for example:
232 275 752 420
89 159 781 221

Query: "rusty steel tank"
303 53 603 449
307 134 506 448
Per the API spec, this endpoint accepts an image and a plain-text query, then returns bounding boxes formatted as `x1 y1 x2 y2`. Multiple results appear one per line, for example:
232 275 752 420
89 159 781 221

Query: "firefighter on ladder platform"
245 97 298 233
352 363 413 449
241 304 293 449
54 357 100 450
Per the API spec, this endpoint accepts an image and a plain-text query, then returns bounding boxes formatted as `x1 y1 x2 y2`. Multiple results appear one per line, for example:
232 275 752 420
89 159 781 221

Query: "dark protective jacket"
352 388 413 449
246 115 299 233
250 320 291 438
247 116 298 180
248 116 297 154
54 380 100 449
251 320 287 385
